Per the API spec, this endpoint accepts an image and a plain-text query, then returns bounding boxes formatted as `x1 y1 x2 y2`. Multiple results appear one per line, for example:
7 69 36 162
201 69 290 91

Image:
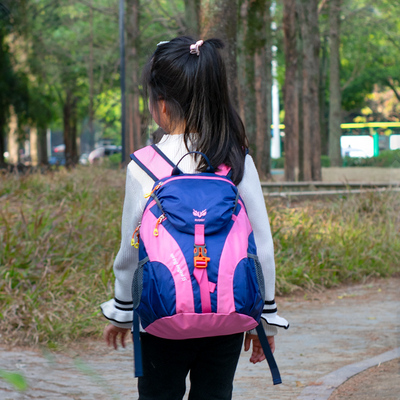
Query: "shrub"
1 169 399 346
343 149 400 168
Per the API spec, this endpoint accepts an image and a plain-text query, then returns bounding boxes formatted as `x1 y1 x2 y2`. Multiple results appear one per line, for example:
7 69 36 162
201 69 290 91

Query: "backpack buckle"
194 245 210 268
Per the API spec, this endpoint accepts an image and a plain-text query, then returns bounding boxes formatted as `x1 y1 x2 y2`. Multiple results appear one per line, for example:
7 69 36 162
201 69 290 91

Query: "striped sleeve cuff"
261 299 289 329
100 298 134 329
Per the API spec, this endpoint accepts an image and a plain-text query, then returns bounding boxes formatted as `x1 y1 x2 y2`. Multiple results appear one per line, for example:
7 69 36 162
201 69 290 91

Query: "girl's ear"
161 100 167 114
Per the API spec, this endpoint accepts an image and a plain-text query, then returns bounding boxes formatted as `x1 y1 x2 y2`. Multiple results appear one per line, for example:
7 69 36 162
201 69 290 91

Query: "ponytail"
143 36 248 185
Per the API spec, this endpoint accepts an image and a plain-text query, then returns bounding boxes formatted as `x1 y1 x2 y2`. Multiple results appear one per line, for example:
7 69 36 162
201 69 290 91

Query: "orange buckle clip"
194 245 210 268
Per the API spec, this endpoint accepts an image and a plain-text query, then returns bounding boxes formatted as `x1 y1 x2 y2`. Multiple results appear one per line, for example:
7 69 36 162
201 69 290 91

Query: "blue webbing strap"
133 311 143 377
256 324 282 385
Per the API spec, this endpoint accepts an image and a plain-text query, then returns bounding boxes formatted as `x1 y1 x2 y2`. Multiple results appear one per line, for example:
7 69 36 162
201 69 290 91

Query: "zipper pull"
144 183 163 199
153 215 166 237
131 223 141 248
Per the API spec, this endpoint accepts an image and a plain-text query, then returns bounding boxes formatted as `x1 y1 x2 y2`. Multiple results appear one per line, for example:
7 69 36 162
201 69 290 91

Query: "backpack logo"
193 209 207 218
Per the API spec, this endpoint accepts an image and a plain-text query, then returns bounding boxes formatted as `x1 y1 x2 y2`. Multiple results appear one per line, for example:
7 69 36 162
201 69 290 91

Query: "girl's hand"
244 333 275 364
103 324 130 350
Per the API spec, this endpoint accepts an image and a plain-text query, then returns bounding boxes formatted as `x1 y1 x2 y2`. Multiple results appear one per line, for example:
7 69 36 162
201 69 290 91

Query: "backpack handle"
172 151 215 175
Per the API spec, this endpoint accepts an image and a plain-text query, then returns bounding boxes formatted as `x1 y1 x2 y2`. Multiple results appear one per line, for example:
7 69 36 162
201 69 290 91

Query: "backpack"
130 144 281 385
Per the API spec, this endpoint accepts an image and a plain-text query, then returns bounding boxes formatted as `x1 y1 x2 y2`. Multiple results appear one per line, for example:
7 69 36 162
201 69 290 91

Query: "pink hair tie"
190 40 204 56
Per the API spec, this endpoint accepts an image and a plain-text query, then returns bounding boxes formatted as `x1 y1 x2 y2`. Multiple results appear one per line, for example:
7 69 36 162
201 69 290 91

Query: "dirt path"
1 277 399 399
329 358 400 400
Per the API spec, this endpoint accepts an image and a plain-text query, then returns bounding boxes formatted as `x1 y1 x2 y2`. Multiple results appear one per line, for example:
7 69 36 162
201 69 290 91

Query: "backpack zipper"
153 214 167 237
144 182 164 198
131 223 141 248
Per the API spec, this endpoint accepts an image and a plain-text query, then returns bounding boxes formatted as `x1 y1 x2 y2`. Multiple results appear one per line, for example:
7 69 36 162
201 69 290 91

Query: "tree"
283 0 299 181
126 0 142 158
184 0 200 37
0 24 29 167
298 0 321 181
328 0 342 167
200 0 239 107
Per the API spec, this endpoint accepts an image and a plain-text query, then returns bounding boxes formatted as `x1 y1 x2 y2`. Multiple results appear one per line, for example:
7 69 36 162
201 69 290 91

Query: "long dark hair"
143 36 248 185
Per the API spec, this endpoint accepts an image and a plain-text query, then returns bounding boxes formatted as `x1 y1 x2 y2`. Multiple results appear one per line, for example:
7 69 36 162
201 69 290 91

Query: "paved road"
1 278 398 400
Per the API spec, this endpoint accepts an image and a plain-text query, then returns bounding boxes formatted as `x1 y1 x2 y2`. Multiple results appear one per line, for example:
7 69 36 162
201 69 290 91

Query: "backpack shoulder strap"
215 164 232 178
130 144 176 181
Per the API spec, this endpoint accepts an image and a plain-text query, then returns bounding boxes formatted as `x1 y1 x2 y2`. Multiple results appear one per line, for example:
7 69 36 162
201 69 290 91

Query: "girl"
101 36 288 400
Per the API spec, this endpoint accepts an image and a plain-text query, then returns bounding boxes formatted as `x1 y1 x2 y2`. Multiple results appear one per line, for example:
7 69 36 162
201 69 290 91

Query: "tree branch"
318 0 328 14
386 78 400 102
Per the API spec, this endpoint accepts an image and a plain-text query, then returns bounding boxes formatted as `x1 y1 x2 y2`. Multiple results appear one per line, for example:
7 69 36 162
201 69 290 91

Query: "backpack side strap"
130 144 176 181
256 324 282 385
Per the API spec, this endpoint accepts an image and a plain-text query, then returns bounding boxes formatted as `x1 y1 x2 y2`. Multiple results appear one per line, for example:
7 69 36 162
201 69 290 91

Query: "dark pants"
138 332 244 400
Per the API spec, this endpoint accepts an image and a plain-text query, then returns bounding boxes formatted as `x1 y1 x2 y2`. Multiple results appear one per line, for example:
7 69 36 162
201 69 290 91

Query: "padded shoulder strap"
215 164 232 178
130 144 176 181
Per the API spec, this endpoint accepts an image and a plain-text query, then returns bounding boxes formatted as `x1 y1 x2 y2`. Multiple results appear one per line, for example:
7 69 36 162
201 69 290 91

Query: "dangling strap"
256 324 282 385
130 144 176 181
132 311 143 377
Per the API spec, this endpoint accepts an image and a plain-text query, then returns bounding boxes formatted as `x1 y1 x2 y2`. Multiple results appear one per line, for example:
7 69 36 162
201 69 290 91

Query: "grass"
0 167 123 347
1 167 399 347
269 192 400 293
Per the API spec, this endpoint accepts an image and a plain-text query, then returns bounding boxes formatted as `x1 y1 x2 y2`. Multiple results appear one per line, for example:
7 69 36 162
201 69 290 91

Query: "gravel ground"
1 277 399 400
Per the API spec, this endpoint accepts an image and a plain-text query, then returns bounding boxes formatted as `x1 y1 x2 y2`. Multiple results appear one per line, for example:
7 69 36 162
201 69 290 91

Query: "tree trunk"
0 113 6 167
328 0 342 167
7 106 18 165
38 127 48 165
200 0 239 108
126 0 142 156
283 0 299 181
71 97 79 164
296 0 304 181
319 34 329 156
242 0 256 152
299 0 321 181
237 1 247 125
30 126 38 166
262 0 272 179
88 0 95 151
63 90 77 167
252 0 272 179
184 0 200 37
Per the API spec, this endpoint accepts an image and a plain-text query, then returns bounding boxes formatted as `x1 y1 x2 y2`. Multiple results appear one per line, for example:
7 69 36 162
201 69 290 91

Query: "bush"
103 152 122 169
343 149 400 168
320 155 331 167
1 169 399 346
271 157 285 169
270 191 400 293
272 155 331 168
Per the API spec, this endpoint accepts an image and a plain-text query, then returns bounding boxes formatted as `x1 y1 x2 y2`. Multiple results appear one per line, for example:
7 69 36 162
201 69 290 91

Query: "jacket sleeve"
237 155 289 335
100 161 153 329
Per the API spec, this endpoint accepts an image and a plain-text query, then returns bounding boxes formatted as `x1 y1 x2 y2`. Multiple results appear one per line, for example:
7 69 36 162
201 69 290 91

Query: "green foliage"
340 0 400 112
103 153 122 169
271 157 284 169
0 370 28 391
320 155 331 167
271 156 331 169
343 149 400 167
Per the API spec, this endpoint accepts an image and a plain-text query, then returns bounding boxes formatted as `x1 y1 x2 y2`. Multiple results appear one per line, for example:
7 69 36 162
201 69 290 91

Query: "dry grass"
0 167 124 347
1 167 399 347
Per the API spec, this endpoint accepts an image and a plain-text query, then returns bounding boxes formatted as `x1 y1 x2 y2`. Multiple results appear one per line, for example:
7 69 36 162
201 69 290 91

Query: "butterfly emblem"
193 209 207 218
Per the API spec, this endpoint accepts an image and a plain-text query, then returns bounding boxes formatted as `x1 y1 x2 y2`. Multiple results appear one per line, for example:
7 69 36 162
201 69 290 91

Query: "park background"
0 0 399 354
